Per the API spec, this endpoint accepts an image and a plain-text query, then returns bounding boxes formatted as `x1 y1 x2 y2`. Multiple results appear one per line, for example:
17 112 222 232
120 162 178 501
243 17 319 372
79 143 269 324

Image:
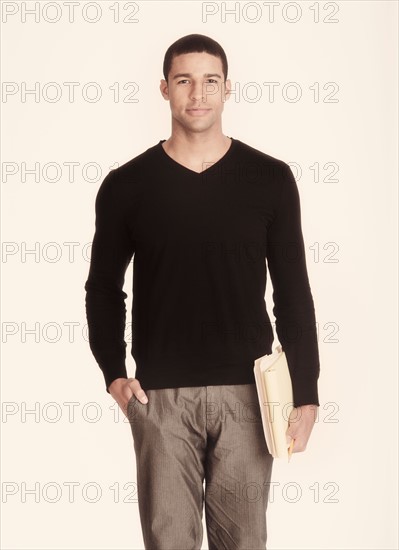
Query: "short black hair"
163 34 228 83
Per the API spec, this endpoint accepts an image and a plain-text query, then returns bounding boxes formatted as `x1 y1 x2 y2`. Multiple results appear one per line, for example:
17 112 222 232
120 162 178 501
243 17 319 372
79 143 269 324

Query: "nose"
190 82 206 103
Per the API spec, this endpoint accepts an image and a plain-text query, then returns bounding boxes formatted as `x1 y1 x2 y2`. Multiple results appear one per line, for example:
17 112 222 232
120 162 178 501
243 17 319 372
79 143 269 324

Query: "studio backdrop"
1 1 398 549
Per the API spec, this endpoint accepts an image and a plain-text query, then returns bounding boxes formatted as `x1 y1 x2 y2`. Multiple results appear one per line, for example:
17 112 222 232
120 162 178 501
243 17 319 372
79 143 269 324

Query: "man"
84 33 320 550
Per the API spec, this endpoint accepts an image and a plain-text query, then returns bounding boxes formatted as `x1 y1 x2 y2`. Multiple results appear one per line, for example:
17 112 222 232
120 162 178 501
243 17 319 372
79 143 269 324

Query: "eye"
177 79 219 84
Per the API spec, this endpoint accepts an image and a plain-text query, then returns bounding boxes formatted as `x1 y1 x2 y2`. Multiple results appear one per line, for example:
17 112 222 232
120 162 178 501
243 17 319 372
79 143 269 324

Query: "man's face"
160 51 231 134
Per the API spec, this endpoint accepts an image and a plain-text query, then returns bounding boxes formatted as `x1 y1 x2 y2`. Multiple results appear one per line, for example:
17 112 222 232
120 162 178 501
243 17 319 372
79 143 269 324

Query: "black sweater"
84 137 320 407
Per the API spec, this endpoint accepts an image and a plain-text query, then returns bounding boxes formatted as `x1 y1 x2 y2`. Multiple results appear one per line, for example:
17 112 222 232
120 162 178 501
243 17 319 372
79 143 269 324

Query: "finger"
292 439 306 453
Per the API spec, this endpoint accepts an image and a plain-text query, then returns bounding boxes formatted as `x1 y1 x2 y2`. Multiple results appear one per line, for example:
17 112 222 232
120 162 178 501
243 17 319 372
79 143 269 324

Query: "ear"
223 79 232 102
160 79 169 100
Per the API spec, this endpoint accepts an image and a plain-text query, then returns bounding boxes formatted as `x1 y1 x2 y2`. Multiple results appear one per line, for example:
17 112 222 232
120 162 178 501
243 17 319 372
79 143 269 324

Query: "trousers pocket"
127 395 142 421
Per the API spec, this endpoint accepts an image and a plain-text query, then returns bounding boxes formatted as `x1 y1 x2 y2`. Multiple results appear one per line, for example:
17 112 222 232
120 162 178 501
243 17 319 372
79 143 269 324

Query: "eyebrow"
172 73 222 80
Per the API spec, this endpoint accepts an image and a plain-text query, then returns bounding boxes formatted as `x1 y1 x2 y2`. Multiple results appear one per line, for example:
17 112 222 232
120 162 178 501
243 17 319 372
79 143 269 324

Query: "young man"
84 34 320 549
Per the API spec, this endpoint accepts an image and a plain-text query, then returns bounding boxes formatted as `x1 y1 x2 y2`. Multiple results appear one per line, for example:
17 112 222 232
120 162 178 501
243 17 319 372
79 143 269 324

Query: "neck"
163 131 231 157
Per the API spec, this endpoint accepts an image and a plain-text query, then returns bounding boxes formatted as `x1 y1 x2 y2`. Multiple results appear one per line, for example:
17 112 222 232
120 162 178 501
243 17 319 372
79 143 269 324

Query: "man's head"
162 33 228 84
160 34 231 136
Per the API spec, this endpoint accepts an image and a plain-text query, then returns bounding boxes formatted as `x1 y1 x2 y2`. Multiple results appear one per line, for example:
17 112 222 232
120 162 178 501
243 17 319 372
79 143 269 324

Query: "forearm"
85 283 130 392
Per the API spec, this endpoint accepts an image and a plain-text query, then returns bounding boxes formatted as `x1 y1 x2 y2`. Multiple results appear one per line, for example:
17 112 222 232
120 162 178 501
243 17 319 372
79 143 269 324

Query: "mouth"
186 108 211 116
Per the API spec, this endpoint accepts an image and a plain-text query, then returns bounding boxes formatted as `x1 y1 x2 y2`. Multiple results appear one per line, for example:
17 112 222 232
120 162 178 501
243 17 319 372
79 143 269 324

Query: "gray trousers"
127 383 274 550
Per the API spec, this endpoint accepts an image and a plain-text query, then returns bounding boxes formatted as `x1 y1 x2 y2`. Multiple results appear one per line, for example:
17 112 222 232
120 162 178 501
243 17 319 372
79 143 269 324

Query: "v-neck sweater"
84 137 320 407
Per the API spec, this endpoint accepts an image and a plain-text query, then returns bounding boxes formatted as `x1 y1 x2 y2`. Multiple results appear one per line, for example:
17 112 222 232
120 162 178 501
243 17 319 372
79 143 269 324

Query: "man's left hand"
286 404 318 453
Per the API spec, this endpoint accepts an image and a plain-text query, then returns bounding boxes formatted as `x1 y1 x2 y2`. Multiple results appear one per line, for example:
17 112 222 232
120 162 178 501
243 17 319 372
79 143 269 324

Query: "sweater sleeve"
84 169 135 393
266 163 320 407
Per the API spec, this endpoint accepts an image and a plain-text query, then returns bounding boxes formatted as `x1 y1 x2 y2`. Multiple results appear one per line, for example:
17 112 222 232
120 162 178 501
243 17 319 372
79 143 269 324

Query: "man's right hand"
108 377 149 418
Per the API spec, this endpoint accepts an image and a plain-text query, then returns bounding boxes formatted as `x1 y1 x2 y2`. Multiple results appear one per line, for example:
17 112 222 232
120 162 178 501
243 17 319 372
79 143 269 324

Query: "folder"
253 345 295 460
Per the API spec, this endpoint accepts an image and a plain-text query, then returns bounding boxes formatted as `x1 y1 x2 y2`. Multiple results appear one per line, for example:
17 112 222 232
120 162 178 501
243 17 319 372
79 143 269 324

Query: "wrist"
108 377 128 394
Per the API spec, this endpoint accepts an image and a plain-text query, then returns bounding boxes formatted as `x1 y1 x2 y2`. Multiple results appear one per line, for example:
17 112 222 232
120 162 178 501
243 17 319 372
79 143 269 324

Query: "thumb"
138 391 148 404
286 427 294 445
135 384 148 404
128 378 148 404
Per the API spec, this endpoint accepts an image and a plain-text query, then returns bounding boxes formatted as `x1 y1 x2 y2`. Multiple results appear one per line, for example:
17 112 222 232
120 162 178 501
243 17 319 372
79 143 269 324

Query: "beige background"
1 1 398 549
